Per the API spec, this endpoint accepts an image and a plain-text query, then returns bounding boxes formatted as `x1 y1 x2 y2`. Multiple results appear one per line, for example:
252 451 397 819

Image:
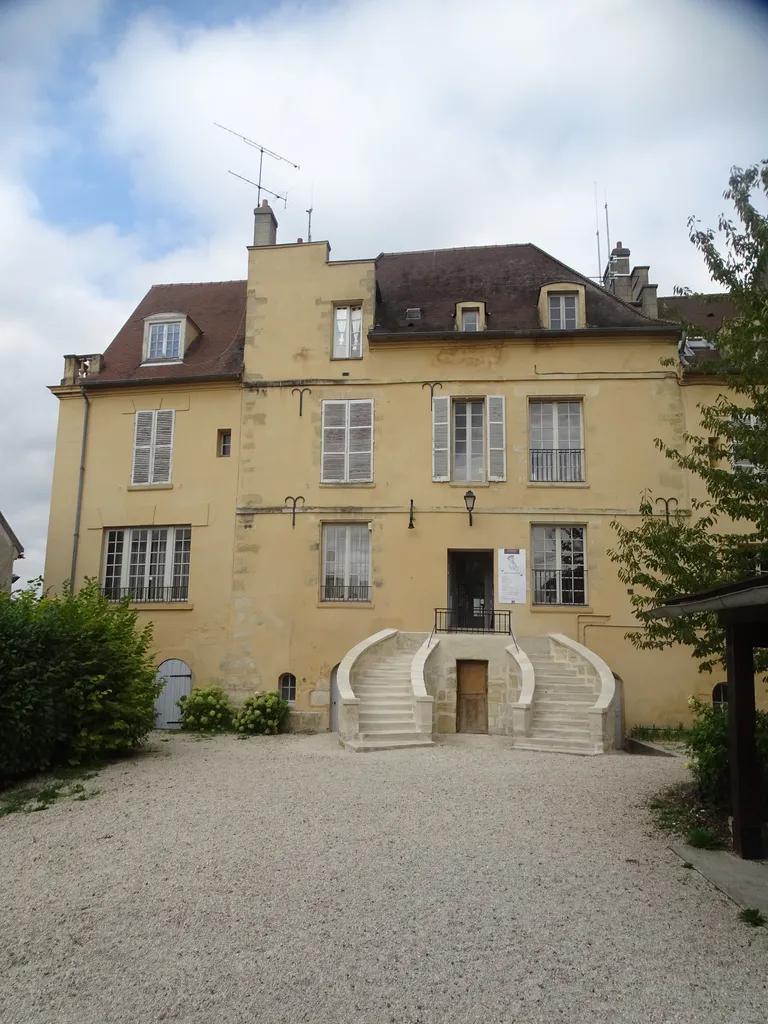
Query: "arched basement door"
154 659 192 729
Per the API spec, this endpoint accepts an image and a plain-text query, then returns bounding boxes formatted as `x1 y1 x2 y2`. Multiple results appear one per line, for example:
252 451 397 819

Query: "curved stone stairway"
514 639 598 754
346 632 434 752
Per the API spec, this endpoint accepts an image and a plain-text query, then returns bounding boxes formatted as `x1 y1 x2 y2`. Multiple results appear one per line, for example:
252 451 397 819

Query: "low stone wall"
285 709 327 733
423 634 521 736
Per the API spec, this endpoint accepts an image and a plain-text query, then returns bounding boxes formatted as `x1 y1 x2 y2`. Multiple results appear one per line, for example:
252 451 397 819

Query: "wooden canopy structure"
648 576 767 859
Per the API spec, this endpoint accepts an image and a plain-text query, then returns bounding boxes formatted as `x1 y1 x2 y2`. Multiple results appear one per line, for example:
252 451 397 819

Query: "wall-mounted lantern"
464 490 476 526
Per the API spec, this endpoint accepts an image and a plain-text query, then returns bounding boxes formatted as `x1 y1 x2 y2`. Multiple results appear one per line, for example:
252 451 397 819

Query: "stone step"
356 696 414 707
359 707 415 718
354 686 413 697
514 737 598 755
532 712 592 725
528 725 591 740
345 738 434 752
534 694 595 704
360 721 420 735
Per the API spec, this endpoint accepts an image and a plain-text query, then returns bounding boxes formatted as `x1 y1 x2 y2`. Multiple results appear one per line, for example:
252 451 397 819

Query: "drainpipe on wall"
69 387 90 592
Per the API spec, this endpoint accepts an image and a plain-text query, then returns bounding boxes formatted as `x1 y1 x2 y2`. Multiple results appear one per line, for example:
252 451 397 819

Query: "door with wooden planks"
154 659 192 729
456 660 488 734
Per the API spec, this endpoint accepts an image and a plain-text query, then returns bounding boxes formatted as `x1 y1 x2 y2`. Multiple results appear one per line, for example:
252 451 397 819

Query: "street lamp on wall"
464 490 476 526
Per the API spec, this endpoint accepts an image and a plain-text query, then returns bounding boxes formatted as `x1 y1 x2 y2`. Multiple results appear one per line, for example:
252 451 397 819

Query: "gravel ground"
1 733 766 1024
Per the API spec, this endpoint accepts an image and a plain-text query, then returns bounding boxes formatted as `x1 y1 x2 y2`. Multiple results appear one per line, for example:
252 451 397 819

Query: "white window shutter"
132 411 154 484
348 400 374 482
321 401 348 482
432 395 450 481
487 395 506 481
152 410 175 484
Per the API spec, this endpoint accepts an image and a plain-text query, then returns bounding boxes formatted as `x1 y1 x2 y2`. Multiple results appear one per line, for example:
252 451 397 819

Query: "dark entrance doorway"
448 550 494 631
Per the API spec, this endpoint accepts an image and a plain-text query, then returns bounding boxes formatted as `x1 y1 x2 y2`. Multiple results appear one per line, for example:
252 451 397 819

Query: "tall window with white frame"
532 525 586 606
460 307 480 331
529 400 584 482
102 526 191 602
548 293 578 330
333 305 363 359
321 523 371 602
453 399 485 482
731 413 759 472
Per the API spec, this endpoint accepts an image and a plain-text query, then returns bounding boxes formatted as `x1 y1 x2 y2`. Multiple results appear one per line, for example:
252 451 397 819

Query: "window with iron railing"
529 400 584 482
532 525 587 606
102 526 191 602
321 523 371 603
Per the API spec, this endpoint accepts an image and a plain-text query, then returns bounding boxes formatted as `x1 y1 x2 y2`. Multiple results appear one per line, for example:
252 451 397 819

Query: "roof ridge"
376 243 533 259
148 279 247 289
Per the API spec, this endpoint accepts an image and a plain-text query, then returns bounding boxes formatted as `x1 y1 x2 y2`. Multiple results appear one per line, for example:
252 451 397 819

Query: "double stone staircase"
339 629 612 754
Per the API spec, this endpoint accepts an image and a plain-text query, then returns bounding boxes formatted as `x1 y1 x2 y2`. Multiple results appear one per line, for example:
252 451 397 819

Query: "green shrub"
232 691 289 735
685 697 768 811
0 579 160 786
178 686 233 733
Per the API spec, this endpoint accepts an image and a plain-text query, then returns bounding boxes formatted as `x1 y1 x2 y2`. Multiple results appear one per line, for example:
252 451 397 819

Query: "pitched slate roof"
658 293 733 334
87 280 247 385
372 244 668 334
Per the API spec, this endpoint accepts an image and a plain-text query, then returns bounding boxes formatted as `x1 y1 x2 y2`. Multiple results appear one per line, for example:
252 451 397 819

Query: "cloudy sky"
1 0 767 584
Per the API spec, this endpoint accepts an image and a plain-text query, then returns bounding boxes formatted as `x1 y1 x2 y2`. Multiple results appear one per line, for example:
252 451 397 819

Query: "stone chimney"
603 241 658 318
253 199 278 246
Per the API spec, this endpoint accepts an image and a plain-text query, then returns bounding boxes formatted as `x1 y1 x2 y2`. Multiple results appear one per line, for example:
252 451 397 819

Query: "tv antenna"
306 206 313 243
215 122 299 208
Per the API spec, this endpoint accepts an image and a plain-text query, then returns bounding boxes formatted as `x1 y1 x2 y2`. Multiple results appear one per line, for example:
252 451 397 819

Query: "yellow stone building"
44 206 764 751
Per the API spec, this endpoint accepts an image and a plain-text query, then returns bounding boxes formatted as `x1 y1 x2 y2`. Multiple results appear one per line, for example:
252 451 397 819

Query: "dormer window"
548 293 578 330
539 284 586 331
142 313 190 363
455 301 486 332
461 308 480 331
149 322 181 359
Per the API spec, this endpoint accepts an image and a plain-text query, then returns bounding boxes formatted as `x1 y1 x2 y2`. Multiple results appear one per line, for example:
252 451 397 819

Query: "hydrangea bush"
232 691 289 735
178 686 233 733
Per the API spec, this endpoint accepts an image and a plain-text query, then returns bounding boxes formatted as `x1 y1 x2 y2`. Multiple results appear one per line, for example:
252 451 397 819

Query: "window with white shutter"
131 409 176 485
432 395 450 481
321 400 374 483
102 526 191 602
432 396 506 483
487 395 506 481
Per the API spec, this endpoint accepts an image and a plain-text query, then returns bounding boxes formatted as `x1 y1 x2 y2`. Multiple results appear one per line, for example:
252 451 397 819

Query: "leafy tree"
0 579 160 785
610 161 768 673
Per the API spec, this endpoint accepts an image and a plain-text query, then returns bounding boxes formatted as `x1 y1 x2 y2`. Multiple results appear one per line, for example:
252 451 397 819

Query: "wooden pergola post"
724 622 764 859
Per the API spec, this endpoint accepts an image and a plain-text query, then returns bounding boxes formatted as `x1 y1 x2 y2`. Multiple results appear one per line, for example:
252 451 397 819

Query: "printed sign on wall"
498 548 527 605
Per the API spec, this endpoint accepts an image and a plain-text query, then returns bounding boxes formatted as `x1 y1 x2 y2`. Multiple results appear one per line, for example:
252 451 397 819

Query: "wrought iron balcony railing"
320 584 372 603
532 569 587 606
529 448 585 482
102 585 189 603
434 608 512 634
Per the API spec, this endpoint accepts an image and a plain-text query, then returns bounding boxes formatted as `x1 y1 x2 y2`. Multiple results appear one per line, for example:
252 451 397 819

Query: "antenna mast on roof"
306 207 313 243
593 182 602 281
215 122 299 208
604 188 611 257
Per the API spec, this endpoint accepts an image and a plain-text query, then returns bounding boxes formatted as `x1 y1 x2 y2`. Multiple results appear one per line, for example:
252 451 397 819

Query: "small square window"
146 321 182 360
217 430 232 457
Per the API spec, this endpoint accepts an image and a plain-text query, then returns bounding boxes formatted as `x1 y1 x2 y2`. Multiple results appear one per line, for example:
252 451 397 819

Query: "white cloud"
1 0 768 582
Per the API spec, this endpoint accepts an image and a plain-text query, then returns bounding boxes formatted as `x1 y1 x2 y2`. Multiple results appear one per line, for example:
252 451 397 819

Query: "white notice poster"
498 548 527 605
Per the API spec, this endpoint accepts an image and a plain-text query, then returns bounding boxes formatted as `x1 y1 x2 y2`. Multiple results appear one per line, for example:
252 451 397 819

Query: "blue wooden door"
154 659 192 729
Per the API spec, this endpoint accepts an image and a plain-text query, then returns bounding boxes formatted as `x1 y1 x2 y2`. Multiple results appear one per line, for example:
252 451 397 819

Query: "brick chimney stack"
253 199 278 246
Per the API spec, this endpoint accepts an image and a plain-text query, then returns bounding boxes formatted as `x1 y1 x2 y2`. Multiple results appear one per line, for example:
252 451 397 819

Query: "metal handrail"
532 569 587 606
434 608 512 635
320 584 372 603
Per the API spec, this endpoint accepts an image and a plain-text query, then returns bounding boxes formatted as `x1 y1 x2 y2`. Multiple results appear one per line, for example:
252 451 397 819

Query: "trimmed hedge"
0 580 159 786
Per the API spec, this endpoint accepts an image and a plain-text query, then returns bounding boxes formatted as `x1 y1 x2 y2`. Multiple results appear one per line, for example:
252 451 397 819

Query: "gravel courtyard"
1 734 766 1024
